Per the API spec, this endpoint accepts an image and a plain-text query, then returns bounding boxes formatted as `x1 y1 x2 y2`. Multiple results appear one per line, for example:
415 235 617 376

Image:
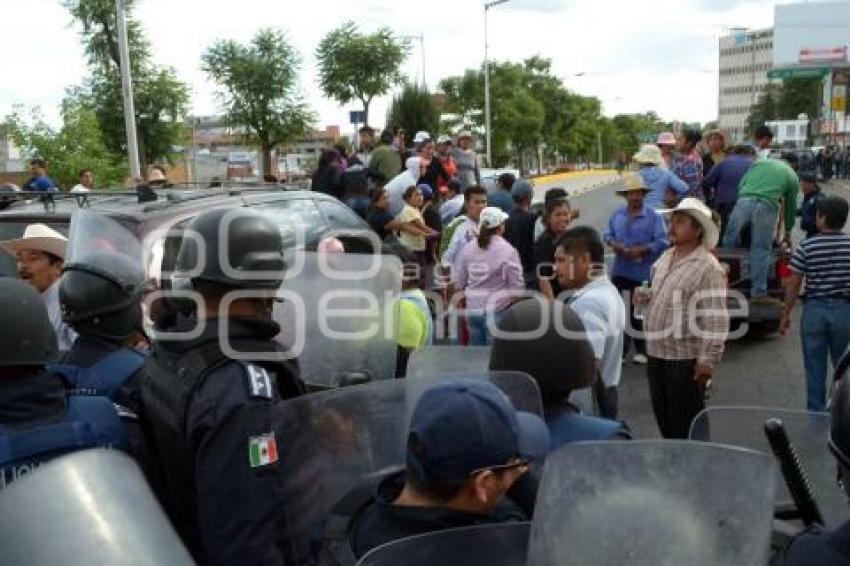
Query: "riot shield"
0 449 193 565
274 372 545 564
66 209 143 266
689 405 846 526
527 441 775 566
356 522 531 566
275 251 402 388
405 345 491 378
406 371 544 417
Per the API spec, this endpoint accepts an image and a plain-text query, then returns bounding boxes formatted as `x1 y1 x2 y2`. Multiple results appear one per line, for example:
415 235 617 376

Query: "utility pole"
116 0 141 180
484 0 510 168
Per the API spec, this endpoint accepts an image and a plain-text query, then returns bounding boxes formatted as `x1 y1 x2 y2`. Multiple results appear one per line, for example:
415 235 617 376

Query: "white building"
766 116 810 148
718 28 779 144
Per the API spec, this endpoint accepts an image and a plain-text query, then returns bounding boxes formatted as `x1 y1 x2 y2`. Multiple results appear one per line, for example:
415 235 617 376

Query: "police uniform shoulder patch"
243 363 274 400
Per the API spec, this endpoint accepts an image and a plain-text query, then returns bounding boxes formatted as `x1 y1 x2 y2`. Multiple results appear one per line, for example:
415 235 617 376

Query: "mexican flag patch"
249 433 278 468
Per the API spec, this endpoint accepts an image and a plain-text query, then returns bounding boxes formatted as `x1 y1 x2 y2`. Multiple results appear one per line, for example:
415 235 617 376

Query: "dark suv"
0 186 376 277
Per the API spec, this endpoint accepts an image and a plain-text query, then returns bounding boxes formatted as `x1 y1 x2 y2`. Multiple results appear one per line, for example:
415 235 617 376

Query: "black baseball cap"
406 378 549 487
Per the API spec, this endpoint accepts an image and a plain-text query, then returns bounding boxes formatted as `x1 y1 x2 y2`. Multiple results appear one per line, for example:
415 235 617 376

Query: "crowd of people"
1 119 850 564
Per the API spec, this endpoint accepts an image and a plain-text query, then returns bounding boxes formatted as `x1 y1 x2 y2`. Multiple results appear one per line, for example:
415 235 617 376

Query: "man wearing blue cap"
505 179 538 288
347 378 549 558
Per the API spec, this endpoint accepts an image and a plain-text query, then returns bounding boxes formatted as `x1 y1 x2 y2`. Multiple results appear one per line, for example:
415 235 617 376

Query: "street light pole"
116 0 141 181
484 0 510 168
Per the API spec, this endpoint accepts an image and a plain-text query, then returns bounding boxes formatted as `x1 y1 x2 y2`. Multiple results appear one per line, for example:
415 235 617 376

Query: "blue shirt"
24 175 59 193
488 190 513 214
604 204 669 283
700 154 753 206
639 166 688 208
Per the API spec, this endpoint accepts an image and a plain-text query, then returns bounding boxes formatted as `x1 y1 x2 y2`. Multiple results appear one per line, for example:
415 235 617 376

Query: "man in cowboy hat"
642 198 728 438
633 144 688 209
0 224 77 350
604 174 668 365
451 131 481 190
656 132 677 170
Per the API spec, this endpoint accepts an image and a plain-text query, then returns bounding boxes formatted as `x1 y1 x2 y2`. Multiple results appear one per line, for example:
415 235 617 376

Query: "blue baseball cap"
511 179 534 201
406 378 549 487
417 183 434 200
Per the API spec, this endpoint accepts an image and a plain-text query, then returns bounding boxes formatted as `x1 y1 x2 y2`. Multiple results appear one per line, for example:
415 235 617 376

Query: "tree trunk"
261 139 274 177
362 98 371 127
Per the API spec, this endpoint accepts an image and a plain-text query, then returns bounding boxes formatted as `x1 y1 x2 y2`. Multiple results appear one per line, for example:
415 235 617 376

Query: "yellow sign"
833 86 847 113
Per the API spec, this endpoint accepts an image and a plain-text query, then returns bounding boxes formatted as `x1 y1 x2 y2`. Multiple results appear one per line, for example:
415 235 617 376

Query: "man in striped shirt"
780 196 850 412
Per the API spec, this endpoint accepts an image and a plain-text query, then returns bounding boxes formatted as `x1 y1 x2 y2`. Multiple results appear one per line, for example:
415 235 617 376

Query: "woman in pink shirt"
454 207 524 345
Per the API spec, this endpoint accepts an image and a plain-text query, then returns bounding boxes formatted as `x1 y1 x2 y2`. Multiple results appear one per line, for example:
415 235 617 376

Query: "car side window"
316 200 367 231
254 199 326 249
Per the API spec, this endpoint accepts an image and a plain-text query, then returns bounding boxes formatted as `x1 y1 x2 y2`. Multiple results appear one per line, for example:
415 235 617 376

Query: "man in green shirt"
722 156 799 304
368 129 403 186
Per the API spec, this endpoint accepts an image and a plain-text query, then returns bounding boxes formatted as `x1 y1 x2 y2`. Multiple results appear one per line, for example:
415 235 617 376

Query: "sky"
1 0 796 134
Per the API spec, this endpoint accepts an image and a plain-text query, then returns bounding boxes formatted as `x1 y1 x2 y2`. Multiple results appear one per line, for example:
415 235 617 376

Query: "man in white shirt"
440 186 488 275
0 224 77 350
71 169 93 193
555 226 626 419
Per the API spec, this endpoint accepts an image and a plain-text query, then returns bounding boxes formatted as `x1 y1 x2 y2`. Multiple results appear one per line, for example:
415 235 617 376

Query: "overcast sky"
3 0 793 134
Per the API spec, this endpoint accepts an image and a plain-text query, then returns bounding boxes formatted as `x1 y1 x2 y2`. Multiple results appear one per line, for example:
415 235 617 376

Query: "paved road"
534 174 817 438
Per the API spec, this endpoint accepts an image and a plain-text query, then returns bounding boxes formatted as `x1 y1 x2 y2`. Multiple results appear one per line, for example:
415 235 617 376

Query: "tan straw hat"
632 144 663 166
616 173 651 196
0 223 67 259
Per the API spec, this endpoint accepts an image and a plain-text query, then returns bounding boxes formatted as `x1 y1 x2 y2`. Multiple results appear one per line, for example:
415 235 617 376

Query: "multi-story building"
718 28 778 144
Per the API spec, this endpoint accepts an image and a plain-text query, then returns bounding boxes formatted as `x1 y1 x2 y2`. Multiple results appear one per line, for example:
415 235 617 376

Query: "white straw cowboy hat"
632 144 663 166
148 168 167 183
0 223 67 260
658 198 720 250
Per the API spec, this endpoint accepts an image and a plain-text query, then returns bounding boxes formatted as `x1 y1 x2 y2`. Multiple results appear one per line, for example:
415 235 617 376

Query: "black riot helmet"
0 277 58 366
60 251 147 342
173 208 285 291
829 348 850 485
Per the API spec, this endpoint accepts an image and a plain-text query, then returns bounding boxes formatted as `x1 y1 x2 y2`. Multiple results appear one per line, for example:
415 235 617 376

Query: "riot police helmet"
60 251 147 341
0 277 58 366
173 208 285 291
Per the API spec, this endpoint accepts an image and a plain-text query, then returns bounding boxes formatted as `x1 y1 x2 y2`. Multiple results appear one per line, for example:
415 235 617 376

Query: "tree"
778 78 821 121
745 84 781 136
202 29 314 177
316 21 410 126
386 82 440 146
63 0 189 169
5 96 125 189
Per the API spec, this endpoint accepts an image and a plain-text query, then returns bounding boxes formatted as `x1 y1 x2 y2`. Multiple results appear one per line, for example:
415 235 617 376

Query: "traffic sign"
349 111 366 124
767 67 829 80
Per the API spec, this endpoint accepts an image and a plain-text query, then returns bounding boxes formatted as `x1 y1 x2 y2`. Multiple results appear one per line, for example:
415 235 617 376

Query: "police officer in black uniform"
141 208 303 564
776 350 850 565
52 251 149 411
0 277 126 491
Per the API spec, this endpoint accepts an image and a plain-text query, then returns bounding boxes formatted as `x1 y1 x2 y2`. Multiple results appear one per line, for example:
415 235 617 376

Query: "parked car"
0 186 377 279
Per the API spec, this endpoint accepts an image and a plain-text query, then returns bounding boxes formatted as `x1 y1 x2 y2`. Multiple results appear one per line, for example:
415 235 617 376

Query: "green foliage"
202 29 314 176
316 21 410 125
6 96 126 189
63 0 189 168
778 78 821 121
386 82 440 146
745 84 780 136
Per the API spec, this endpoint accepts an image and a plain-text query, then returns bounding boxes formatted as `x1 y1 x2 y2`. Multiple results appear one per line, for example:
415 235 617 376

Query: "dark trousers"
593 380 619 420
715 202 736 245
647 357 704 439
612 276 646 357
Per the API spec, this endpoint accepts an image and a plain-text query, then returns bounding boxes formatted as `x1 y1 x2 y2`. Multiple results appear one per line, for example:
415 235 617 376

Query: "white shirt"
568 276 626 388
440 194 464 225
70 184 91 193
441 217 478 270
384 170 417 217
43 280 77 351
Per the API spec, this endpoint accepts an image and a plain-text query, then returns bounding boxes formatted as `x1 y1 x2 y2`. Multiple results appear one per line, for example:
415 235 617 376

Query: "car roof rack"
7 182 308 213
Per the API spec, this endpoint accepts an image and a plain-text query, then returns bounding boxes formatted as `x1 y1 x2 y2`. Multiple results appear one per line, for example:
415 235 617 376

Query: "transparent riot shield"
405 345 491 378
274 372 545 564
66 209 143 266
275 251 402 388
406 371 543 417
356 522 531 566
0 449 193 565
527 441 776 566
689 406 846 526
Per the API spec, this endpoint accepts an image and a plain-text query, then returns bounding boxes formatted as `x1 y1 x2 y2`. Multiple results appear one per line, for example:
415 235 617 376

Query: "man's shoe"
633 353 648 365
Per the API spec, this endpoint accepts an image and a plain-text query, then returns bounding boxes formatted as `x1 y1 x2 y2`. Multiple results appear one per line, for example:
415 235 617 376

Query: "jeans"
801 298 850 412
722 197 778 297
467 309 506 346
593 380 619 420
